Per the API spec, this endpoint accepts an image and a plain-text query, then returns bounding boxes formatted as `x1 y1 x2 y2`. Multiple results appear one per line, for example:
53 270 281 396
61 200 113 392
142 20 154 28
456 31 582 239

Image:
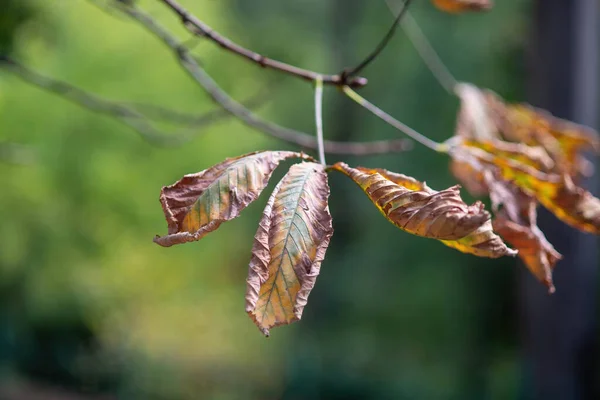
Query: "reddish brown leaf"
454 83 499 141
153 151 308 247
440 220 517 258
332 162 489 241
450 159 488 196
494 215 561 293
455 144 600 234
331 163 514 258
480 87 599 179
482 170 562 292
246 162 333 336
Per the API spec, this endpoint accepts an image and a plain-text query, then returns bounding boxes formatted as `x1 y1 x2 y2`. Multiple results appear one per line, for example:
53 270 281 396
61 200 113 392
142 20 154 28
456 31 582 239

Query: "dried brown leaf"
332 162 489 241
154 151 308 247
482 171 561 292
480 88 599 179
458 145 600 234
441 219 517 258
450 159 488 196
246 162 333 336
494 215 561 293
454 83 499 141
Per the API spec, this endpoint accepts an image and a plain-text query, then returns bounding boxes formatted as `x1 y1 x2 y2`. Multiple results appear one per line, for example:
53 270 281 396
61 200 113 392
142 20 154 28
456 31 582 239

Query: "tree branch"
0 55 236 147
105 1 412 155
156 0 368 88
0 34 409 155
344 0 412 78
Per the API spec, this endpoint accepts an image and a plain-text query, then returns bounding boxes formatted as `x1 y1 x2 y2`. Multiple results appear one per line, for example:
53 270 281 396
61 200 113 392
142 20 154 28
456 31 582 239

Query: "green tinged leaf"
246 162 333 336
154 151 309 247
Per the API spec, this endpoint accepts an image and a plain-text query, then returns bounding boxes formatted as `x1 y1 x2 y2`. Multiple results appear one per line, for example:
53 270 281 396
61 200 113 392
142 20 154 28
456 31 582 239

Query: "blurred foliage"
0 0 574 399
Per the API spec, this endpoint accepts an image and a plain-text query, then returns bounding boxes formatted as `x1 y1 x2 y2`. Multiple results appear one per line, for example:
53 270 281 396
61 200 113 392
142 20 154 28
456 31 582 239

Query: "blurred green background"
0 0 597 399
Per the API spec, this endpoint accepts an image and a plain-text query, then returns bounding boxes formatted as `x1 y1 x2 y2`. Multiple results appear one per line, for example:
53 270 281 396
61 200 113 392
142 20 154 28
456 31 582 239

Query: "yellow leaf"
454 144 600 234
460 139 554 172
246 162 333 336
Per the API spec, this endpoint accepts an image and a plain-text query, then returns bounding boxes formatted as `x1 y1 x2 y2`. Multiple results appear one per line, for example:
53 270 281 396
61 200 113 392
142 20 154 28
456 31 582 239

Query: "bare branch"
107 2 412 155
156 0 367 88
345 0 412 78
0 56 231 147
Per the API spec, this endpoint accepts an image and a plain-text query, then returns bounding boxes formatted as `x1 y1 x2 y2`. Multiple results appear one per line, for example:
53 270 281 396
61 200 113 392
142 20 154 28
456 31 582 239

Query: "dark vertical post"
522 0 599 399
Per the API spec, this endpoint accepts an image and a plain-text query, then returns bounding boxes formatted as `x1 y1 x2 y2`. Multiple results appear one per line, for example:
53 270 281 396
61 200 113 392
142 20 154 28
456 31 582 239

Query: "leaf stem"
315 76 326 165
342 86 445 152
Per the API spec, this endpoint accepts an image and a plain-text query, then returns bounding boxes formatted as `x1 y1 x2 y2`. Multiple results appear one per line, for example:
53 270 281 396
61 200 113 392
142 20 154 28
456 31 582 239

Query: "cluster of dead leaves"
153 151 332 336
150 0 598 336
446 82 600 292
152 88 599 333
153 147 526 334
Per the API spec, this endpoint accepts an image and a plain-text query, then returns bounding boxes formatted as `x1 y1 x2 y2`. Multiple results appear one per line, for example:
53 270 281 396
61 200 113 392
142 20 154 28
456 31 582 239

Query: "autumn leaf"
460 139 554 172
482 170 561 292
454 83 499 141
462 85 600 179
331 162 490 241
441 220 517 258
500 105 599 179
456 144 600 234
153 151 309 247
450 83 502 195
450 146 561 289
500 104 600 154
246 162 333 336
450 138 556 190
432 0 493 13
449 85 600 236
494 215 561 293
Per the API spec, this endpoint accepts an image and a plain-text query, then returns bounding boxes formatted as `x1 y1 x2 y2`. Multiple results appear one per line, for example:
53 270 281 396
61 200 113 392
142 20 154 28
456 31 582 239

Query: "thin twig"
0 56 247 147
157 0 367 88
387 1 458 93
345 0 412 78
108 2 411 155
314 77 326 165
123 89 268 125
343 86 444 152
0 142 36 165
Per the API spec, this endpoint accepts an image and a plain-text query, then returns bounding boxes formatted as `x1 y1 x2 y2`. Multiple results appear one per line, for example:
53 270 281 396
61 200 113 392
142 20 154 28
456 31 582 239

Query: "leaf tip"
506 247 518 257
153 234 170 247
